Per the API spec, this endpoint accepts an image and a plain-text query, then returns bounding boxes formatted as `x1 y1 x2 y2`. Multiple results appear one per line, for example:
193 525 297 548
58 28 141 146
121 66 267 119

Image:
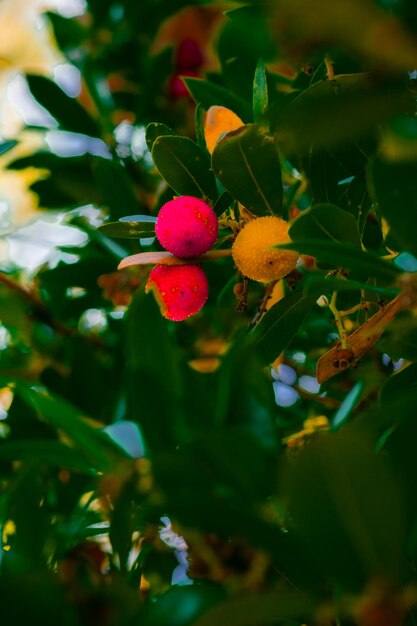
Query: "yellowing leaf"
204 105 244 155
316 294 404 383
118 248 232 270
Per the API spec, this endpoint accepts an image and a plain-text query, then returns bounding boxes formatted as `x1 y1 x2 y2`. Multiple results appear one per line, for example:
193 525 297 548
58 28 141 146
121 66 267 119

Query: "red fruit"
146 264 208 321
167 70 199 100
176 39 204 70
155 196 218 258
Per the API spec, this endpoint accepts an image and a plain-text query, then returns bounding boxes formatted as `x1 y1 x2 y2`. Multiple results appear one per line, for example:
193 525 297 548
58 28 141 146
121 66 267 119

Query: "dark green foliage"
2 0 417 624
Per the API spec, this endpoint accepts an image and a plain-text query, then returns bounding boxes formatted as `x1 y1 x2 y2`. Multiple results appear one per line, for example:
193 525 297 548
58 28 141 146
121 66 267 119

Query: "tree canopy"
1 1 417 624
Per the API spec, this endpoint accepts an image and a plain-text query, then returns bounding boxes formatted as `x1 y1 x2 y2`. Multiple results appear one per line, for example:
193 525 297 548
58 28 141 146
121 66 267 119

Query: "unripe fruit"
232 216 298 282
155 196 218 258
146 264 208 321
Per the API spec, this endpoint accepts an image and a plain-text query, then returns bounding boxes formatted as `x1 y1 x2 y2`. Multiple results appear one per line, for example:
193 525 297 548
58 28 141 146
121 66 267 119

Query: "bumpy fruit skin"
146 264 209 321
232 216 298 282
155 196 218 258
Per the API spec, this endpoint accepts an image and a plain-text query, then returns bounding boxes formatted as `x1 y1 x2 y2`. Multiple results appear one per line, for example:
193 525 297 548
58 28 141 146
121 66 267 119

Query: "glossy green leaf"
184 77 252 123
26 74 100 137
290 203 361 246
98 219 155 239
253 58 268 124
145 122 176 152
152 135 218 201
212 124 283 216
279 240 401 282
13 383 130 471
249 289 316 364
370 156 417 256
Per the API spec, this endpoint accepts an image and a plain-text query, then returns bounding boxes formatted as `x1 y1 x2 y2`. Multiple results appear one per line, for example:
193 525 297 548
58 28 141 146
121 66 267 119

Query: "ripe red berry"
145 264 209 321
155 196 218 258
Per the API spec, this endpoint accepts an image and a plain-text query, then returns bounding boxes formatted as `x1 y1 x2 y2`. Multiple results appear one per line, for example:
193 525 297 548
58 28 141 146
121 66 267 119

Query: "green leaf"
98 219 155 239
213 191 233 216
125 289 186 450
194 590 315 626
304 276 398 298
143 585 225 626
93 157 140 219
198 430 274 500
290 203 361 246
302 144 373 225
380 362 417 405
0 140 17 157
26 74 100 137
194 103 207 150
249 289 316 364
46 11 86 50
212 124 283 216
0 440 94 473
370 156 417 257
274 74 411 153
145 122 176 152
253 58 268 125
332 381 364 430
184 77 252 123
270 0 417 75
279 240 401 283
282 430 405 589
152 135 218 201
218 5 277 103
13 383 129 472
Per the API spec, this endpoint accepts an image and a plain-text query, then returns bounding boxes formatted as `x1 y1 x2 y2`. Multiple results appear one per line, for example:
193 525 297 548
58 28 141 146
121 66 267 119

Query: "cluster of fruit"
146 196 218 321
146 194 300 322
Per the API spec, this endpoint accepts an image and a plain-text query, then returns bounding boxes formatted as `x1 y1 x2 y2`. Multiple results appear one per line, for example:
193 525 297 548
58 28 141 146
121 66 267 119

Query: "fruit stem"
235 277 249 312
250 280 277 325
328 291 348 349
339 301 373 317
325 55 335 80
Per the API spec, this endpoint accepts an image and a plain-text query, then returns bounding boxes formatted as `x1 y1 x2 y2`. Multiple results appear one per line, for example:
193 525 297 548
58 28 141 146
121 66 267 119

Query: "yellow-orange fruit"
232 216 298 282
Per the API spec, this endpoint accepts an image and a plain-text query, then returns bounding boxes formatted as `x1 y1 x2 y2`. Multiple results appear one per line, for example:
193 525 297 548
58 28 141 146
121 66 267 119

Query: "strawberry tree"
1 1 417 625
